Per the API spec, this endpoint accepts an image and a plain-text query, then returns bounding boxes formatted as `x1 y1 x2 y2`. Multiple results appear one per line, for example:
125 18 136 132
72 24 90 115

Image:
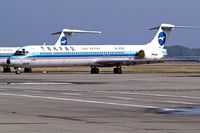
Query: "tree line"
166 45 200 57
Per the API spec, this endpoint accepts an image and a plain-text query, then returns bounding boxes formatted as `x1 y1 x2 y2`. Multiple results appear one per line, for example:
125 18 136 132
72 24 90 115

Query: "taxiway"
0 73 199 133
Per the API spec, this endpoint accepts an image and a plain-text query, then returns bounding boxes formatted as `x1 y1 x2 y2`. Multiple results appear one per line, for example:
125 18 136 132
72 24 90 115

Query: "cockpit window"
13 49 29 56
22 49 25 54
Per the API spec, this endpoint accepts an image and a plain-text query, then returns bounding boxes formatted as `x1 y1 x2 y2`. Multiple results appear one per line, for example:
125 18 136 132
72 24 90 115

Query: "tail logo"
158 32 166 46
60 36 68 45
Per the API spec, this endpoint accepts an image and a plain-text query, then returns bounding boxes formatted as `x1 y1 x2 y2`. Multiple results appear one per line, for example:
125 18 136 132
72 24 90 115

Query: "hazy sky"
0 0 200 48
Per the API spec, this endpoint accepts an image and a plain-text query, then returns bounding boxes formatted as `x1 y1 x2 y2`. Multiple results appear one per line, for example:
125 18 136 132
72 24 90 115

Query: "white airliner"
7 23 196 74
0 47 19 72
0 29 101 72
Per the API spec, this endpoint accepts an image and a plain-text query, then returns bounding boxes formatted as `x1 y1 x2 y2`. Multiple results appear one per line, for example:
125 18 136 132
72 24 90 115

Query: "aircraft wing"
95 58 164 67
95 58 199 67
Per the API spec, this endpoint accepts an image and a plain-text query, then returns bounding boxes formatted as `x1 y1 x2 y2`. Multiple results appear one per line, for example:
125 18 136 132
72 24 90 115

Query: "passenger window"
47 47 51 51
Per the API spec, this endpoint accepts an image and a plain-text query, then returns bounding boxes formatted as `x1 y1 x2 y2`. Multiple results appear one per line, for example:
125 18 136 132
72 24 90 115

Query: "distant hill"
166 45 200 57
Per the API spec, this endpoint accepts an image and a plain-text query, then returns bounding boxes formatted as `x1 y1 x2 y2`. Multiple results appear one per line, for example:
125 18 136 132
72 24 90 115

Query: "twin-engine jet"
0 29 100 72
7 23 198 74
0 47 19 72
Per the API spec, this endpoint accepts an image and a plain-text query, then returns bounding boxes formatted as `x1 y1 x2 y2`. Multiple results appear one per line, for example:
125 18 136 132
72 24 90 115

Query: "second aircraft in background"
0 29 101 72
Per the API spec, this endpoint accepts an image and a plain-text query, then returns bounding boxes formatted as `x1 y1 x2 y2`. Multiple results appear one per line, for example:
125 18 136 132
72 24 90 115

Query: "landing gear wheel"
15 68 21 74
24 68 32 73
3 67 11 73
15 70 21 74
113 66 122 74
91 67 99 74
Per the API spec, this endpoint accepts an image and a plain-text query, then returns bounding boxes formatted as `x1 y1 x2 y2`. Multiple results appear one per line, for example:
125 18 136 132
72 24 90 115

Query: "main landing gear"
3 66 11 73
90 65 122 74
113 66 122 74
24 68 32 73
90 66 99 74
15 68 21 74
2 65 32 74
15 68 32 74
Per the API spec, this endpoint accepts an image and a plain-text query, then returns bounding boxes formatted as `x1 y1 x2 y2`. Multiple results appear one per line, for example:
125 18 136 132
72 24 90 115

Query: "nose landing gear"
3 66 11 73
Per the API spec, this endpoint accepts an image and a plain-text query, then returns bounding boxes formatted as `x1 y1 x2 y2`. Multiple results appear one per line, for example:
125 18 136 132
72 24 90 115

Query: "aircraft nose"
6 58 10 65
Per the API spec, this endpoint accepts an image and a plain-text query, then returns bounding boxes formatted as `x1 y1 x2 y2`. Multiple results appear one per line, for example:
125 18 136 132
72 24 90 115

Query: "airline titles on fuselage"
40 46 75 52
0 48 16 52
40 46 126 52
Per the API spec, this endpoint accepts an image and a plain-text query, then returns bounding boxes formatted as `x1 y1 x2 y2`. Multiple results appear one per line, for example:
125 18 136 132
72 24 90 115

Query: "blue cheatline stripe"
10 51 138 59
0 53 13 58
36 52 136 58
33 54 134 58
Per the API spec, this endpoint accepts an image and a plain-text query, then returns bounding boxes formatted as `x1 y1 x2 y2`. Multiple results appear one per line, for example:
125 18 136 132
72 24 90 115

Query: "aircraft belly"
28 58 96 67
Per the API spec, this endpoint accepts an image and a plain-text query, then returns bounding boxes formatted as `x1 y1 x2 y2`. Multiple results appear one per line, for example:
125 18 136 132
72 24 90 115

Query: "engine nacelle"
137 48 167 59
137 50 145 59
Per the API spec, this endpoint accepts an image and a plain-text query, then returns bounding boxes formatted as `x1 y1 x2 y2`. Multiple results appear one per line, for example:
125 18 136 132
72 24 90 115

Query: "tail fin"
149 23 175 48
51 29 101 46
149 23 200 48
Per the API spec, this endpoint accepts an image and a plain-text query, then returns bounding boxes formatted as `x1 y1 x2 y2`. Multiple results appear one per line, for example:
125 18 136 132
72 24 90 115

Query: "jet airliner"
0 47 19 72
0 29 100 72
7 23 196 74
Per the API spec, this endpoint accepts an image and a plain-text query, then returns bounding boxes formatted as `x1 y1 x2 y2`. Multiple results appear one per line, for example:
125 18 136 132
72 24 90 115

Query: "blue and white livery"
0 47 19 72
52 29 101 46
0 28 100 72
7 23 197 74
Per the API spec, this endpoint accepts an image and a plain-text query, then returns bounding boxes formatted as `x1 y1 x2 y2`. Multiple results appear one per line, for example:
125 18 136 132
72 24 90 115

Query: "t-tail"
149 23 200 48
149 23 175 49
51 29 101 46
137 23 200 59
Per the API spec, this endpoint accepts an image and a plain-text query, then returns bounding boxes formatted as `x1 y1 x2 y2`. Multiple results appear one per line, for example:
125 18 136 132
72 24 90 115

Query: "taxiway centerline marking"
97 91 200 100
6 82 72 85
62 93 82 96
108 96 197 105
0 92 173 110
165 101 197 105
108 96 135 100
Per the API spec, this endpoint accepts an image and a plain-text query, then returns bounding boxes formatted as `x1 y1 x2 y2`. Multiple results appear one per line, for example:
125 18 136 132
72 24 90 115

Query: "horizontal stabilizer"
149 23 200 30
51 29 102 36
